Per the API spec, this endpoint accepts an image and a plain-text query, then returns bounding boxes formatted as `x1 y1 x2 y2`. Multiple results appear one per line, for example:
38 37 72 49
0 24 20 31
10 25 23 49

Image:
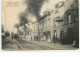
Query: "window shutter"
71 11 75 23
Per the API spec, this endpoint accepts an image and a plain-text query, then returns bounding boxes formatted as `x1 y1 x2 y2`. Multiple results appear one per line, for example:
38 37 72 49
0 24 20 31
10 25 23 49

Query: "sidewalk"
24 39 78 50
2 36 20 50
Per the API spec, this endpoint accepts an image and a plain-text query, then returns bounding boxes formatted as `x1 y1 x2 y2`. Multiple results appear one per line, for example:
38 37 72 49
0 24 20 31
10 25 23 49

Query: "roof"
38 10 54 21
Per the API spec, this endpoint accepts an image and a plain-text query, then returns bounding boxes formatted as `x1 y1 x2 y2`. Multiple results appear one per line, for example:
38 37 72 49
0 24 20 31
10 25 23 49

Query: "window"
60 31 64 39
44 20 47 27
39 23 41 29
41 22 43 28
68 15 72 24
55 22 57 28
42 21 44 28
47 19 50 26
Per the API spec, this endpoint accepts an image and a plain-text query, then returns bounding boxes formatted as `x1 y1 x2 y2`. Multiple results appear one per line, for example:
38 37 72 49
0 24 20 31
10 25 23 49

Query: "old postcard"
1 0 79 50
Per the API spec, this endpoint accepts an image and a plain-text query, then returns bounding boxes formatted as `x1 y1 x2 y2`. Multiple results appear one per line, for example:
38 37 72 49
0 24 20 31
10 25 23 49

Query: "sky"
40 0 63 16
2 0 63 33
2 0 26 33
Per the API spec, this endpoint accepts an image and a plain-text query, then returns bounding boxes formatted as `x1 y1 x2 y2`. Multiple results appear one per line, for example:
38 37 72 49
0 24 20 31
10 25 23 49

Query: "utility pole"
5 7 6 31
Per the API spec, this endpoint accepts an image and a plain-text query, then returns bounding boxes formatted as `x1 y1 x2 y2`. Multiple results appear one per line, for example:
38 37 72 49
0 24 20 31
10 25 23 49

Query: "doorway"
60 31 64 44
53 30 57 43
67 28 74 44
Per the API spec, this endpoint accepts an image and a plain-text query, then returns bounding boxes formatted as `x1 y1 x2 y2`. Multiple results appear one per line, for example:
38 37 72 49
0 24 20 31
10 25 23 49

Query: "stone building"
51 0 79 45
38 11 53 41
61 0 79 46
32 0 79 46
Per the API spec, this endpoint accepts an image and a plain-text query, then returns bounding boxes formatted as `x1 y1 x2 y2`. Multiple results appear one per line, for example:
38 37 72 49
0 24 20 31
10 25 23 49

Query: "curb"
14 39 22 49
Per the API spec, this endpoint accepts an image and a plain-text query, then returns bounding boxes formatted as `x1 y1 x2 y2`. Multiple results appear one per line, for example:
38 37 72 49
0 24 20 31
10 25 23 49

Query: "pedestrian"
37 36 38 41
48 36 51 43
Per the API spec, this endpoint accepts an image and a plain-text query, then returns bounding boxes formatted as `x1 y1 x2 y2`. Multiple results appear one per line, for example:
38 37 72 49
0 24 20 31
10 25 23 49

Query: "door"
53 30 57 43
67 28 73 44
60 31 64 44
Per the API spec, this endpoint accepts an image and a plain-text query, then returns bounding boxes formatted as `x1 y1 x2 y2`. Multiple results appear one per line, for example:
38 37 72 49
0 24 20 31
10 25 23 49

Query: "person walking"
48 36 51 43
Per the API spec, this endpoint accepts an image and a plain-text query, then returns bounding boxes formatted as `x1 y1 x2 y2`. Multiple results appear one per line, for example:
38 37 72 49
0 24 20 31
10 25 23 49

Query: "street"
2 36 77 50
16 39 54 50
2 0 79 50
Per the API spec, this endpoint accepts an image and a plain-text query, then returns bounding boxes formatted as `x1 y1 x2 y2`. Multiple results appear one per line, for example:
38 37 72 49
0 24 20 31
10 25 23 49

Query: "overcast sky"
40 0 63 16
2 0 63 33
2 0 26 33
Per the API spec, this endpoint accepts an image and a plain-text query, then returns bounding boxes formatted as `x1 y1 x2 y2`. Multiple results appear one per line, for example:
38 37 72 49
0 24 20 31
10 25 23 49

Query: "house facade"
32 22 39 41
61 0 79 45
32 0 79 46
38 11 52 41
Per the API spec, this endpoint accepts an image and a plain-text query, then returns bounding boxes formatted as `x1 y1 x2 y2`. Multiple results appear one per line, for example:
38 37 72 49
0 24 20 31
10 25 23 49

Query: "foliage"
5 31 10 37
14 24 19 29
18 12 28 26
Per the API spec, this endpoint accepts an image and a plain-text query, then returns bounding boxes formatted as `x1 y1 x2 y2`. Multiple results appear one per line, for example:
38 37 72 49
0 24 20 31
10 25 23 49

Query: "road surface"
16 39 54 50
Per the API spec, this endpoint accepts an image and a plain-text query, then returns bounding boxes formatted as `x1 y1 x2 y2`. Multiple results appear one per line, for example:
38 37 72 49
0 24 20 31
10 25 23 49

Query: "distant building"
38 10 52 41
32 22 39 41
18 25 32 40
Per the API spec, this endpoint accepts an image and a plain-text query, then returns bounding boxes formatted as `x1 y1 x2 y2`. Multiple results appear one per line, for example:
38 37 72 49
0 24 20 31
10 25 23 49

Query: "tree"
18 12 28 26
14 24 19 29
14 23 20 34
18 12 29 39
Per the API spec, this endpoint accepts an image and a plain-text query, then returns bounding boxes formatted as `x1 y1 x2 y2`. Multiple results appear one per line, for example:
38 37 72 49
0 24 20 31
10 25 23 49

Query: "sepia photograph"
1 0 79 50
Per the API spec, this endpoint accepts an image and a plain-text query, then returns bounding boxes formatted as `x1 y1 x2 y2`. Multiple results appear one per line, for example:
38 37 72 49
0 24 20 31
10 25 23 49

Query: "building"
38 11 53 42
18 25 32 40
32 0 79 46
32 22 39 41
51 0 79 45
61 0 79 46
